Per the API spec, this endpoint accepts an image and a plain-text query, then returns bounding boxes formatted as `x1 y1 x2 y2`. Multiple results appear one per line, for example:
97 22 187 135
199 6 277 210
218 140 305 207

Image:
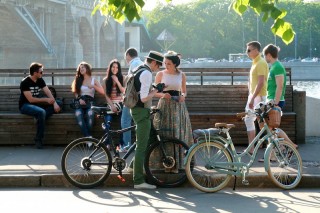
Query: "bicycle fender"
184 136 228 166
70 136 100 144
263 143 275 172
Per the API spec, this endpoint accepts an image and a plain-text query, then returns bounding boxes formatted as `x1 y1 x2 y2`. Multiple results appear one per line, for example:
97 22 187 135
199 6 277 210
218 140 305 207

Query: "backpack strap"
132 64 151 76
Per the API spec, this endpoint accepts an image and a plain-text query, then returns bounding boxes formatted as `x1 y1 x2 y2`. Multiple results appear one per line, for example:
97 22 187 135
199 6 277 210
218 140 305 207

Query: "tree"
92 0 295 44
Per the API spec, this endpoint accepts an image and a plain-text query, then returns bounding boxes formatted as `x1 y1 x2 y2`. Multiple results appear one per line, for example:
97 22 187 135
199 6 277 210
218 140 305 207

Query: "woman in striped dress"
102 59 126 151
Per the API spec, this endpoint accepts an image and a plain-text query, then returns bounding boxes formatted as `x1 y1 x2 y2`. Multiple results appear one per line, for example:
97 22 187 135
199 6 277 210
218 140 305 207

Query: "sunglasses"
247 48 255 53
38 71 43 74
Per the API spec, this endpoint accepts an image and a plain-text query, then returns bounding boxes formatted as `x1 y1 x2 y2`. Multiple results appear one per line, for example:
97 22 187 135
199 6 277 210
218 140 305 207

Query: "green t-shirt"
267 61 286 100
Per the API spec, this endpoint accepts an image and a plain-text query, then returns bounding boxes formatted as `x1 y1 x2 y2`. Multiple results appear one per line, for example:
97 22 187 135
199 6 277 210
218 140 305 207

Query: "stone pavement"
0 137 319 189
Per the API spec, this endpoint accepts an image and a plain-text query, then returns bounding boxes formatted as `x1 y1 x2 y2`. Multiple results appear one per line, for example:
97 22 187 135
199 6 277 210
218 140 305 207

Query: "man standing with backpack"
130 51 164 189
121 48 144 151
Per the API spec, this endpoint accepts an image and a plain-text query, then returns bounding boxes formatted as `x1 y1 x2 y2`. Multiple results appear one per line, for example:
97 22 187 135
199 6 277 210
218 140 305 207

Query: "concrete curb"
1 173 319 189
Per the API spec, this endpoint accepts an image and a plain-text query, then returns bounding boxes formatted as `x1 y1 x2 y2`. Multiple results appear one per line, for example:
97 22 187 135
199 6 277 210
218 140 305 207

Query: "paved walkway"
0 137 319 188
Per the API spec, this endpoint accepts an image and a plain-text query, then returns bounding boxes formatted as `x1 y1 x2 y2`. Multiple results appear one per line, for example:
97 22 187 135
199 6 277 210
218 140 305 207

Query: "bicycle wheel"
185 141 233 193
266 140 303 189
61 137 112 189
144 138 189 188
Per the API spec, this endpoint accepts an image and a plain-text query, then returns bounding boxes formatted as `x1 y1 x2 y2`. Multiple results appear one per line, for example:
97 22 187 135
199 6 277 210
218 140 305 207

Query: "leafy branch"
231 0 295 44
92 0 295 44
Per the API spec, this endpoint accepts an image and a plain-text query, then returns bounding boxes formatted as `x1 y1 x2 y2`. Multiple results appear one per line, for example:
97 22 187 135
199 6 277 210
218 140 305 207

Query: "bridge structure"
0 0 147 69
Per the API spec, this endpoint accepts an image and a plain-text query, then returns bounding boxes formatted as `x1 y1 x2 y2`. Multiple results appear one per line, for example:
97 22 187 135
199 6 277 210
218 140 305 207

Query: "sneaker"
134 182 156 189
123 144 131 150
119 147 127 153
35 139 43 149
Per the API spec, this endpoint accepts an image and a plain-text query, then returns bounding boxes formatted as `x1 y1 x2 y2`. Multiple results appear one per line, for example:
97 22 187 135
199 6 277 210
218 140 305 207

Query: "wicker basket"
265 106 282 128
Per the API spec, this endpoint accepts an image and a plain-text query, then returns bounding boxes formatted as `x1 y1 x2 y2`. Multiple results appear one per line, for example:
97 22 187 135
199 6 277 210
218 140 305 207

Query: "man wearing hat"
131 50 164 189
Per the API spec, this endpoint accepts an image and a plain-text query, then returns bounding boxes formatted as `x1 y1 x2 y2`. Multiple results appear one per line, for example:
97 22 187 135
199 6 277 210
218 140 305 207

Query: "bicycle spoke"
267 140 302 189
185 141 232 193
61 138 112 188
145 139 189 188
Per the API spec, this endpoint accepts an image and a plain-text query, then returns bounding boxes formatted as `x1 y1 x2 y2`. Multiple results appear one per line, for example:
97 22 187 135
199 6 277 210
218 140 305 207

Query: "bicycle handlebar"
91 105 161 118
236 102 276 119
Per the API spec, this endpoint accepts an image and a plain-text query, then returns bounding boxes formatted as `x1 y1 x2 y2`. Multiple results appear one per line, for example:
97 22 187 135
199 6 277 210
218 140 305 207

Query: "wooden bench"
184 85 297 145
0 68 304 145
0 85 112 145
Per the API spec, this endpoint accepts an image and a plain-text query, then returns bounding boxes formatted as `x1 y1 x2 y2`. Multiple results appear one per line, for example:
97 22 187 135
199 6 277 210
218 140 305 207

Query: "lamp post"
309 22 312 58
242 18 245 53
256 15 259 41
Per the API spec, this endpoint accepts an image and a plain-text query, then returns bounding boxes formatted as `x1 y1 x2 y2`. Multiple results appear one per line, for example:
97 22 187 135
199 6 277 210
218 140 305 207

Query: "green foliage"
231 0 294 44
145 0 320 60
93 0 320 59
92 0 294 44
92 0 146 23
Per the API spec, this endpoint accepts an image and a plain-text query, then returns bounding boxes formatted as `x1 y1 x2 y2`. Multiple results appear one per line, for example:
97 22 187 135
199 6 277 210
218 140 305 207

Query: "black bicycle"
61 106 189 189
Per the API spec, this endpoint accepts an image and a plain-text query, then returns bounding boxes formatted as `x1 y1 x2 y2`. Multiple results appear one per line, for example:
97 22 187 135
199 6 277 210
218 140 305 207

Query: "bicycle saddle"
193 128 220 139
215 123 235 129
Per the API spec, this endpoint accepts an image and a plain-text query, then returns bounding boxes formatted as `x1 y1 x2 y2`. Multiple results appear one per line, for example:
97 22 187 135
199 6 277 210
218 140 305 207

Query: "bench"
0 68 305 145
0 85 112 145
184 85 298 145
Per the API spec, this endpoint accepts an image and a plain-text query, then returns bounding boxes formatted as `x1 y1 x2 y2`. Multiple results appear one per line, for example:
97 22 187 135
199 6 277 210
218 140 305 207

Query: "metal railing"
0 68 292 86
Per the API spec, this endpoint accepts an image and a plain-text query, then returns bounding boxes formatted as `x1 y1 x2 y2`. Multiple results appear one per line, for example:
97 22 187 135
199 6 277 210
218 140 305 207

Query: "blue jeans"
121 106 132 148
104 112 123 146
20 103 55 141
75 107 94 137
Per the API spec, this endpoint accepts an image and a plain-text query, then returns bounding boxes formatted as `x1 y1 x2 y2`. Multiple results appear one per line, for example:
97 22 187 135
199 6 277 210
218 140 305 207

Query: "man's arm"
248 75 265 109
275 75 284 104
42 86 61 113
140 71 157 103
23 88 54 105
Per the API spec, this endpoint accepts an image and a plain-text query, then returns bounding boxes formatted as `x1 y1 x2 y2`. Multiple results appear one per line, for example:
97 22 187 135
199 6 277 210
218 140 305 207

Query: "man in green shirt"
263 44 298 150
264 44 287 108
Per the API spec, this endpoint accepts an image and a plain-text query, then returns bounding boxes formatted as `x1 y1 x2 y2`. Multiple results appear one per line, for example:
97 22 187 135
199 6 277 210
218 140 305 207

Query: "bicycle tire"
185 141 233 193
144 138 189 188
61 137 112 189
266 140 303 189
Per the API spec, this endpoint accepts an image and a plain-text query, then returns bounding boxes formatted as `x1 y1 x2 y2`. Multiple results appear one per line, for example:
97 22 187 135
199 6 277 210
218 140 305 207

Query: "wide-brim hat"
145 51 164 65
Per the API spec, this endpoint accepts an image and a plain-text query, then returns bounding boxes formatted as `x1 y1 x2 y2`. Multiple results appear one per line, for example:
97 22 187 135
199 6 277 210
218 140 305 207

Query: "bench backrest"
1 84 293 113
0 85 106 113
183 85 293 113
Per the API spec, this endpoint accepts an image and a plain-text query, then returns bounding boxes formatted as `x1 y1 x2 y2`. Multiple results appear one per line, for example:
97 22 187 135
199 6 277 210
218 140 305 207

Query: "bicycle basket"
265 106 282 128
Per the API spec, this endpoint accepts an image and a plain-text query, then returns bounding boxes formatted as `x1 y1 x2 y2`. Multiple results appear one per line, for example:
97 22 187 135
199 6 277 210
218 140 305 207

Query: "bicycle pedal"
242 180 249 185
117 175 126 182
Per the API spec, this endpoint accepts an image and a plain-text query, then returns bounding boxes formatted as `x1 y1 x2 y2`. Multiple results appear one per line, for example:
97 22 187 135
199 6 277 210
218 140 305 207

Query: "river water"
292 81 320 99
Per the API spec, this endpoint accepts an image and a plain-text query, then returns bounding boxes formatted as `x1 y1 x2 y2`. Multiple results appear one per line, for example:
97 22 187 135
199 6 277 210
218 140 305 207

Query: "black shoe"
35 139 43 149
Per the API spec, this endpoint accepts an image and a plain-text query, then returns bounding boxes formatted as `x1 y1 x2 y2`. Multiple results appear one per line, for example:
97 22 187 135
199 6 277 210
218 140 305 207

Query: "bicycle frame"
184 103 303 191
87 107 169 173
186 113 284 178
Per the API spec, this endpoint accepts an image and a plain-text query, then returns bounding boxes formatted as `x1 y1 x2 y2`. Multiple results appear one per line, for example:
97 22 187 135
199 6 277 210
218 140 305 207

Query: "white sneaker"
134 182 157 189
119 147 128 153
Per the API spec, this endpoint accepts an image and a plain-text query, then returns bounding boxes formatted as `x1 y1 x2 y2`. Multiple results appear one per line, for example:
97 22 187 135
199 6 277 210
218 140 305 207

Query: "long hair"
105 59 123 96
71 61 92 95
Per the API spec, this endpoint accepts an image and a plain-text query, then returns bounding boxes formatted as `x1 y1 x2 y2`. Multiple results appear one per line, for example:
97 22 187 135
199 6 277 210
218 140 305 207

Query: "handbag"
70 95 94 109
